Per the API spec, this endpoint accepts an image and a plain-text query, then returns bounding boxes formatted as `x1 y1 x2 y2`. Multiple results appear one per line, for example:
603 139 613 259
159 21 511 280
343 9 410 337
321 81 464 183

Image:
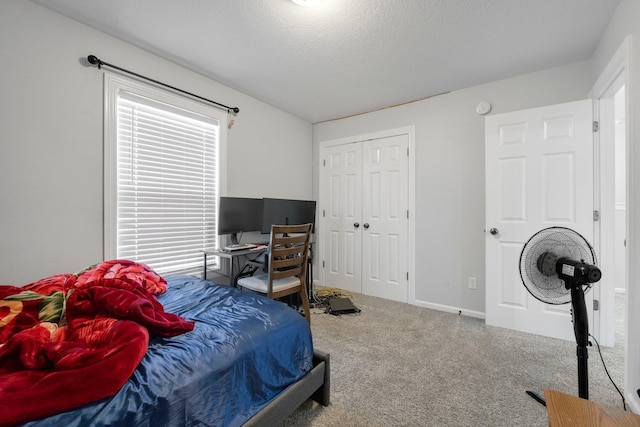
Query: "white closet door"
362 135 409 302
323 142 363 294
321 133 409 302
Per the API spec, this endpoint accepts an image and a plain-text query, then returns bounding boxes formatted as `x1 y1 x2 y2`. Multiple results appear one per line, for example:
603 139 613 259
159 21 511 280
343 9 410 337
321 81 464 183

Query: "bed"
0 261 330 426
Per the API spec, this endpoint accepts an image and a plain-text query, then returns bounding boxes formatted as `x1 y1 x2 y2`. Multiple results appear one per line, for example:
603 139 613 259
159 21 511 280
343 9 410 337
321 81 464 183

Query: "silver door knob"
489 228 499 235
354 222 360 229
363 223 370 229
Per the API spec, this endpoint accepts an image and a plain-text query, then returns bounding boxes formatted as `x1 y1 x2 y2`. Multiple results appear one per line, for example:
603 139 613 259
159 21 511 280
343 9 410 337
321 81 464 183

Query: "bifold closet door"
322 134 409 302
361 135 409 302
323 142 363 294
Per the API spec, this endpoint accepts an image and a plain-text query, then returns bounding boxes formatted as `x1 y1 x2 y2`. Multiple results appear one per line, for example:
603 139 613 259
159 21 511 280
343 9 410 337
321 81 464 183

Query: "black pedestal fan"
519 226 602 402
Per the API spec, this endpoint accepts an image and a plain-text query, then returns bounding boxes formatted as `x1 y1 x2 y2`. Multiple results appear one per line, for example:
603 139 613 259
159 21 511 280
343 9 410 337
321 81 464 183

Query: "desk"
544 389 640 427
202 247 267 286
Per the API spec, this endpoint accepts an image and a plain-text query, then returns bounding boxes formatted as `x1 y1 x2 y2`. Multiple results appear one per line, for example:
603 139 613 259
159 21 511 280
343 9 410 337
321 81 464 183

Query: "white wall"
0 0 312 285
313 62 593 314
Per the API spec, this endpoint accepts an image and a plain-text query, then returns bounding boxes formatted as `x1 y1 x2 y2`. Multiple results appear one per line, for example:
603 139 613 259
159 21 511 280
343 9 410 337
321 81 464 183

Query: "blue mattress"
22 275 314 427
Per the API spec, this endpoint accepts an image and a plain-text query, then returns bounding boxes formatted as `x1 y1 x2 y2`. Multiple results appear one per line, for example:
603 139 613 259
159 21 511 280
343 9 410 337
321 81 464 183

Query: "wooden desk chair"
237 223 312 323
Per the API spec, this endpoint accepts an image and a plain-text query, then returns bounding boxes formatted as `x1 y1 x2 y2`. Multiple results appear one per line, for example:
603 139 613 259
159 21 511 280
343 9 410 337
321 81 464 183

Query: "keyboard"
223 244 256 251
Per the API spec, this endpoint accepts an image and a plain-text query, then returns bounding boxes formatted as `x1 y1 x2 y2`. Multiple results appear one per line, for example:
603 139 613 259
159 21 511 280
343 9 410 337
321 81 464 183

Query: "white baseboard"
411 298 485 319
314 281 486 319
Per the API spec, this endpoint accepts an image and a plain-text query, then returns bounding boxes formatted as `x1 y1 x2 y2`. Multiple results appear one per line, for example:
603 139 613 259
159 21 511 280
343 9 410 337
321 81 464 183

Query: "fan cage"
519 227 596 305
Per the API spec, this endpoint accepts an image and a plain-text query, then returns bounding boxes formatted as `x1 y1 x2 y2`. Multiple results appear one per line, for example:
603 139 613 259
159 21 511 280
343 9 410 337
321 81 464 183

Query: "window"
104 74 226 275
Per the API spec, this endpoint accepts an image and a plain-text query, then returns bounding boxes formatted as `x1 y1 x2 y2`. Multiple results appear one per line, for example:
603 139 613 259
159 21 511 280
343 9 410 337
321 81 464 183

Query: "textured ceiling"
34 0 620 123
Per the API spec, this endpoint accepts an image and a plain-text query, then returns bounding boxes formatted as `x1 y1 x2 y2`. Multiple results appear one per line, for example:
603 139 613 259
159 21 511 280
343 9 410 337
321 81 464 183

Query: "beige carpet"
280 292 626 426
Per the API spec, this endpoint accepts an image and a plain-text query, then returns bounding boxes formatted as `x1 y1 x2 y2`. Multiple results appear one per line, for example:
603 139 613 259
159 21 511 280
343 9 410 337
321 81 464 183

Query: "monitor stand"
229 233 240 246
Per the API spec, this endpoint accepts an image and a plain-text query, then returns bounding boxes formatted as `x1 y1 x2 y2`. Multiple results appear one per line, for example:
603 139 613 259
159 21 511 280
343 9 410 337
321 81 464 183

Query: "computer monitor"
261 198 316 234
217 197 263 245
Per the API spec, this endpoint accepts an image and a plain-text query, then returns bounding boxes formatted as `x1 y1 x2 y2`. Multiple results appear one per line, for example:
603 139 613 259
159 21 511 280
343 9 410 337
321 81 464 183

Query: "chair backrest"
267 223 312 290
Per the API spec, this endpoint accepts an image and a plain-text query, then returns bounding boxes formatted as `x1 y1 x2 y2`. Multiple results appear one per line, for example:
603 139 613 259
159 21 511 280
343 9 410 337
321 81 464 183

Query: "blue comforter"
22 275 313 427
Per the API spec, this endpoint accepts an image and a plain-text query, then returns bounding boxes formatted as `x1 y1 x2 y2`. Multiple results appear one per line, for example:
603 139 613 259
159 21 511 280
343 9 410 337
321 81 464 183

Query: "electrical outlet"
468 277 477 290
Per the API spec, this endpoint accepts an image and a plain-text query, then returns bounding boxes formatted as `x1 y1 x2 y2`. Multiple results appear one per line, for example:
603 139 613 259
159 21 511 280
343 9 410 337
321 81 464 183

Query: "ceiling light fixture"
291 0 322 6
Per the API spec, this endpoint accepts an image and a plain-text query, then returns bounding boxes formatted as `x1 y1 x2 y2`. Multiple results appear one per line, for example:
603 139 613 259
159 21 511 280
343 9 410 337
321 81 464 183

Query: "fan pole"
570 285 589 400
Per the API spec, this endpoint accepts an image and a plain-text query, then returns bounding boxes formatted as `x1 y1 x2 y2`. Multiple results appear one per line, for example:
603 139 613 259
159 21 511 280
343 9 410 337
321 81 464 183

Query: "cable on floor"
311 286 353 308
589 333 626 411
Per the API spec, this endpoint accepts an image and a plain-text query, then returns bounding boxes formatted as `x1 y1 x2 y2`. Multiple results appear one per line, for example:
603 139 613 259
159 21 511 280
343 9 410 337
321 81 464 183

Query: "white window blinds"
114 89 219 275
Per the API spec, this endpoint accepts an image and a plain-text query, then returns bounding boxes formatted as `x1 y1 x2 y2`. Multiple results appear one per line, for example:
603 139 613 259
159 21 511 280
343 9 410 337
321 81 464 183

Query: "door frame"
318 126 416 302
589 35 633 409
590 45 627 348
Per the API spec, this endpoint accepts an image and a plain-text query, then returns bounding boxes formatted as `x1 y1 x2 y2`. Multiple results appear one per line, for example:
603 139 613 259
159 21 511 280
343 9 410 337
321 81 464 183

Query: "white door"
485 100 594 341
322 134 409 302
323 142 362 293
361 135 409 301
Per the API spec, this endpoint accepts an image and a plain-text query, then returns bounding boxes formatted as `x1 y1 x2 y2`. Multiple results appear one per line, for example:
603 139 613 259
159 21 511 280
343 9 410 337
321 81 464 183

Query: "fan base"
526 390 546 406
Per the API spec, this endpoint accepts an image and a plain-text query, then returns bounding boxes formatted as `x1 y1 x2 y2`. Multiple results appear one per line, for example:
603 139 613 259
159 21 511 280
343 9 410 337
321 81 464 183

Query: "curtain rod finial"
87 55 100 66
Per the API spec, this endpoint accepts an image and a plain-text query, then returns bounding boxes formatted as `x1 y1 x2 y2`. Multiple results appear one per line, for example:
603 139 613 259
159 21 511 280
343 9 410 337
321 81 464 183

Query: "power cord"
589 333 627 410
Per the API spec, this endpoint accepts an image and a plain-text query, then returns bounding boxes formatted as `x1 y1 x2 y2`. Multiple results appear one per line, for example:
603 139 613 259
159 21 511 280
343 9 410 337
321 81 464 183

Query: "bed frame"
244 349 331 426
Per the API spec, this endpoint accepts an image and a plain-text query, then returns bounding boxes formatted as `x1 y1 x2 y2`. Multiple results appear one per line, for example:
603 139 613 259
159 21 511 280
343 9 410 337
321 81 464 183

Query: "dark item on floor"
326 297 360 315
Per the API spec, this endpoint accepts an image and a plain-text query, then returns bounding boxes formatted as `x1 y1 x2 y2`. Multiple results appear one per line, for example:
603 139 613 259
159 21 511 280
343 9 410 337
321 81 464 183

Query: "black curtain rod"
87 55 239 115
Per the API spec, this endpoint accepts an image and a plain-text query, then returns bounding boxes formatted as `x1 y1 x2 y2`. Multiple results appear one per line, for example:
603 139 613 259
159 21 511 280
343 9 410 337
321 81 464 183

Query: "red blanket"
0 260 195 426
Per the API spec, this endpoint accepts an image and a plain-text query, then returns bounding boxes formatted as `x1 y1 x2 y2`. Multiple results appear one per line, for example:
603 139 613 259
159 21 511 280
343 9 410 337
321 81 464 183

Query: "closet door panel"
362 135 409 302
